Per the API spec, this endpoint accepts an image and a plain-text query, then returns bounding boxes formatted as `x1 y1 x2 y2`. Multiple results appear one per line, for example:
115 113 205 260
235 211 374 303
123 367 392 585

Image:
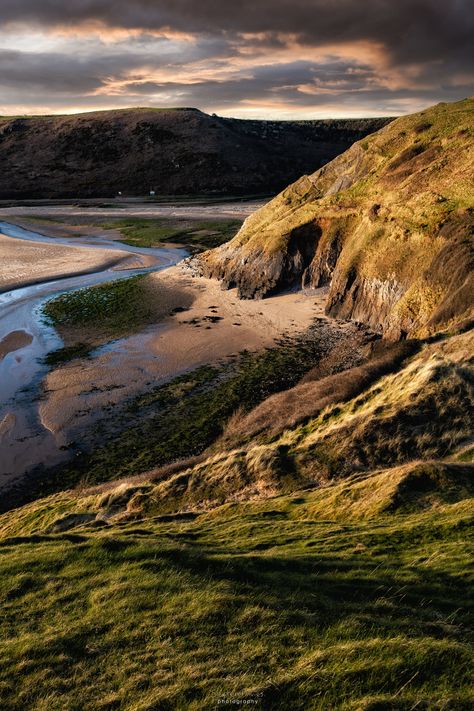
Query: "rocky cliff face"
0 108 389 199
200 98 474 338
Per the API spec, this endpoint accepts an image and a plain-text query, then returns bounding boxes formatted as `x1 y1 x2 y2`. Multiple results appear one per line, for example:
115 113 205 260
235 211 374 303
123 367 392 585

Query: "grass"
288 331 474 477
43 275 153 333
22 325 473 517
41 328 469 519
101 217 242 251
201 98 474 336
221 340 417 445
6 214 242 252
0 480 472 710
1 99 473 709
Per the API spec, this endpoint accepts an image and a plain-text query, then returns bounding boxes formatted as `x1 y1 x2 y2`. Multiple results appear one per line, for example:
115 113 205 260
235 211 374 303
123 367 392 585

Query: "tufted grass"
0 486 472 710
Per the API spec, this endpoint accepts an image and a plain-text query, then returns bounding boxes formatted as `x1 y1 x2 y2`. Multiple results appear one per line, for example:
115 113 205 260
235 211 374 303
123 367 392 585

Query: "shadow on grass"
1 528 472 710
133 544 473 707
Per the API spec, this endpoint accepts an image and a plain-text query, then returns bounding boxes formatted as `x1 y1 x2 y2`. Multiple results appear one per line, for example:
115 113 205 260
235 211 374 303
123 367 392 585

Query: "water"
0 220 186 481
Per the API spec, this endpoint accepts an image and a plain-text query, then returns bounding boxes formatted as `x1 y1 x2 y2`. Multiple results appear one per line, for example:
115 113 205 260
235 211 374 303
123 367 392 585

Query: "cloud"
1 0 472 63
0 1 472 117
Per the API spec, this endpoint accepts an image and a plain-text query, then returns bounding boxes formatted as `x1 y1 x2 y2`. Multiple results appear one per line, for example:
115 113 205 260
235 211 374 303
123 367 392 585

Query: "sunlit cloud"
0 1 471 118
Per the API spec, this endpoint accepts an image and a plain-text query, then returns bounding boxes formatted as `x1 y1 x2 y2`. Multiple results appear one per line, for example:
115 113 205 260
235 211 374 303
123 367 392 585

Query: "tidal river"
0 218 190 487
0 200 264 493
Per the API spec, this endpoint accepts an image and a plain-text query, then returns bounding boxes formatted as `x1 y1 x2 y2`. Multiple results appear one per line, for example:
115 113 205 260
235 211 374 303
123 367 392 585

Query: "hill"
1 324 471 710
0 108 389 199
8 326 471 516
200 98 474 338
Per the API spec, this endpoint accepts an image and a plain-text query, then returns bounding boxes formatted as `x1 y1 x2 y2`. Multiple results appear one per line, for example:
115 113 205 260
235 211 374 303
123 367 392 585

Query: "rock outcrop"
0 108 389 199
200 98 474 338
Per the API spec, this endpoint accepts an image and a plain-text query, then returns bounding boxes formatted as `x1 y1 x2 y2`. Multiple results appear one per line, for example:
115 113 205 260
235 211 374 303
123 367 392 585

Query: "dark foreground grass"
0 495 472 710
102 217 242 251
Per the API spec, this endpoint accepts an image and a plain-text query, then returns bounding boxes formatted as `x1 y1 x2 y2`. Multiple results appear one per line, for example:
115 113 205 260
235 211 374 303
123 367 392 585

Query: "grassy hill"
200 98 474 338
6 326 472 518
0 108 388 199
0 98 472 709
0 464 473 710
0 323 471 709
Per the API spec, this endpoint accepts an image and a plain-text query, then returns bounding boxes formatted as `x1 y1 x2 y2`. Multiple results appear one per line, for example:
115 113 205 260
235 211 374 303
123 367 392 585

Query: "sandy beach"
0 232 141 293
0 207 337 485
39 263 326 440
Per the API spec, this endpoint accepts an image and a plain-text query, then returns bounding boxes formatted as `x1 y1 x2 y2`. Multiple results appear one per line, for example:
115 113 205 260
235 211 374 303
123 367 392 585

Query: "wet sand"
0 219 184 486
0 200 264 226
0 203 325 490
0 330 33 360
39 263 326 440
0 232 139 293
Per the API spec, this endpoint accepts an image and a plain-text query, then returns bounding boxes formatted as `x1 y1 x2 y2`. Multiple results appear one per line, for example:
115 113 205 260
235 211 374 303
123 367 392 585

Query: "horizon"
0 1 472 119
0 104 400 120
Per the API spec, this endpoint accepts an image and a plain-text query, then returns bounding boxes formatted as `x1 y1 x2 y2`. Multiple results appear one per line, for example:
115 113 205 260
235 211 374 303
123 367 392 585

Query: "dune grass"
45 329 468 520
0 484 472 710
18 329 333 507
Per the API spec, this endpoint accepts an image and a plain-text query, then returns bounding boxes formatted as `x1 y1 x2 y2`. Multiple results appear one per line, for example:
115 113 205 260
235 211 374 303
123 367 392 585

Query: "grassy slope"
0 109 389 199
2 100 472 709
28 327 469 518
0 469 472 710
18 327 353 505
228 99 473 254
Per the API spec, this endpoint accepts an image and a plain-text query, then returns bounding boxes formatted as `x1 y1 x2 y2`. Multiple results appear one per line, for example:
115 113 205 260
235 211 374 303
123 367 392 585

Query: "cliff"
0 108 389 199
200 98 474 338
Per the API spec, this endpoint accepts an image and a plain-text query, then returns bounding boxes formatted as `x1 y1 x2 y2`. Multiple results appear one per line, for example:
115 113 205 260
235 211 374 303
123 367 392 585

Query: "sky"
0 1 473 119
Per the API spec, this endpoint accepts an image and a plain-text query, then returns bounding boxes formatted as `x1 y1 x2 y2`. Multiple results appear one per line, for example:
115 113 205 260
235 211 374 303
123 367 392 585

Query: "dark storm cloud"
0 49 142 92
0 50 368 97
0 1 472 115
1 0 473 67
118 63 472 112
0 33 235 93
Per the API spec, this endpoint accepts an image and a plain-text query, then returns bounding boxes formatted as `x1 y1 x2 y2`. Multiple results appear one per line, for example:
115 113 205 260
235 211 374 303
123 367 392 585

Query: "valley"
0 202 349 508
0 97 472 710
